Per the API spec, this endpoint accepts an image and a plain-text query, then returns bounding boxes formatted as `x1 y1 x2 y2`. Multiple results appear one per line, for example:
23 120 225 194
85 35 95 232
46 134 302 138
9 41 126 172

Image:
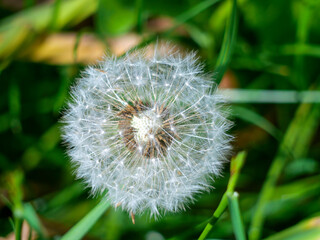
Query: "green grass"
0 0 320 239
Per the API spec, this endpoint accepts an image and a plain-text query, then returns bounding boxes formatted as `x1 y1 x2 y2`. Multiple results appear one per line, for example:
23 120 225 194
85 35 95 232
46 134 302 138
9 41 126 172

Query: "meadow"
0 0 319 239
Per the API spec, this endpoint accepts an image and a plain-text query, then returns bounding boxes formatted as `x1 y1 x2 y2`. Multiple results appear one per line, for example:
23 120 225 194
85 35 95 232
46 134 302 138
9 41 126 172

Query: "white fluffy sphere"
62 47 232 218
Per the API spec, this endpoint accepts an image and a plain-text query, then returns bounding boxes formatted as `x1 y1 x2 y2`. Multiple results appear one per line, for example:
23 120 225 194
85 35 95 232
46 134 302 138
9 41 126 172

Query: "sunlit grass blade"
263 215 320 240
228 192 246 240
221 89 320 103
198 151 247 240
0 0 98 60
0 24 31 60
213 0 237 89
61 200 110 240
280 44 320 57
0 0 98 32
232 105 282 140
23 203 45 238
265 175 320 219
49 0 62 31
248 100 320 240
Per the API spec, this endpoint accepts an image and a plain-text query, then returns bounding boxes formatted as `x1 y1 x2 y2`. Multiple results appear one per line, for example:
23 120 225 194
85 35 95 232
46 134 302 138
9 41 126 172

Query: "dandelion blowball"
62 46 232 219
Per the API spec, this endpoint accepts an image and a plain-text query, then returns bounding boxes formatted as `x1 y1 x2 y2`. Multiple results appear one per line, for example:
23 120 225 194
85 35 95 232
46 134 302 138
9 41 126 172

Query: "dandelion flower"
62 47 232 219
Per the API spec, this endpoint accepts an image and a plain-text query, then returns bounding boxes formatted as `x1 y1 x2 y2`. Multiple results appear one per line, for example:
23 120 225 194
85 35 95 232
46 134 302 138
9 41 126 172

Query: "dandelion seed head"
61 45 232 218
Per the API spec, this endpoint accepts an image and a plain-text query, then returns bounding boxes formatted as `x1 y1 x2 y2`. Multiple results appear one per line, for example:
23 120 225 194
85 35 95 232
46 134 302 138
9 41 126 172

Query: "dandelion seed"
61 46 232 219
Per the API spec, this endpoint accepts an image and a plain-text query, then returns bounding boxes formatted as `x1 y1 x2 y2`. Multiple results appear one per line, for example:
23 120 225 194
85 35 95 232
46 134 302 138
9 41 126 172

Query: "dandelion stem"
198 151 246 240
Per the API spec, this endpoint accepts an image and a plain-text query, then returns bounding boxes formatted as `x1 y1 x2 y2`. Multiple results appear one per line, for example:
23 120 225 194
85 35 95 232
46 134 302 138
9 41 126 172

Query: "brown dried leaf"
20 33 143 65
0 221 37 240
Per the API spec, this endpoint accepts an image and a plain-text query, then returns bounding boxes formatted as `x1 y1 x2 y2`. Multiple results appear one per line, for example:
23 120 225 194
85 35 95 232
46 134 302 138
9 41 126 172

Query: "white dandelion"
61 46 232 219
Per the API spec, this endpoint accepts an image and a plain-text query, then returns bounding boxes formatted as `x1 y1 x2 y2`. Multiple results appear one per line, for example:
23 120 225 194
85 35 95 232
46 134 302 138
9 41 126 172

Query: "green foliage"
228 192 246 240
198 151 247 240
96 0 136 36
61 200 110 240
0 0 320 239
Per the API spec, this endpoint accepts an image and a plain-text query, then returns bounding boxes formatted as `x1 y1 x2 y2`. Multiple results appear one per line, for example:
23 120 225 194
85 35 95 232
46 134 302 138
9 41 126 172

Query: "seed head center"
131 110 162 143
117 102 175 157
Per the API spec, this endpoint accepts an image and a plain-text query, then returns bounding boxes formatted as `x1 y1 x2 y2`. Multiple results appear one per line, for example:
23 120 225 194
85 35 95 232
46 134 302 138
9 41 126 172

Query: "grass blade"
232 105 282 140
212 0 237 89
49 0 62 31
293 2 311 89
61 200 110 240
136 0 144 34
14 217 23 240
173 0 221 29
228 192 246 240
264 215 320 240
123 0 222 56
279 44 320 57
23 203 45 238
221 89 320 103
0 0 98 60
248 99 320 240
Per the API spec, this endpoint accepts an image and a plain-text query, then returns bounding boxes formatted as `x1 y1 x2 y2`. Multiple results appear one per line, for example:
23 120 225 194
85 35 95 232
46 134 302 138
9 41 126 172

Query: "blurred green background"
0 0 319 239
